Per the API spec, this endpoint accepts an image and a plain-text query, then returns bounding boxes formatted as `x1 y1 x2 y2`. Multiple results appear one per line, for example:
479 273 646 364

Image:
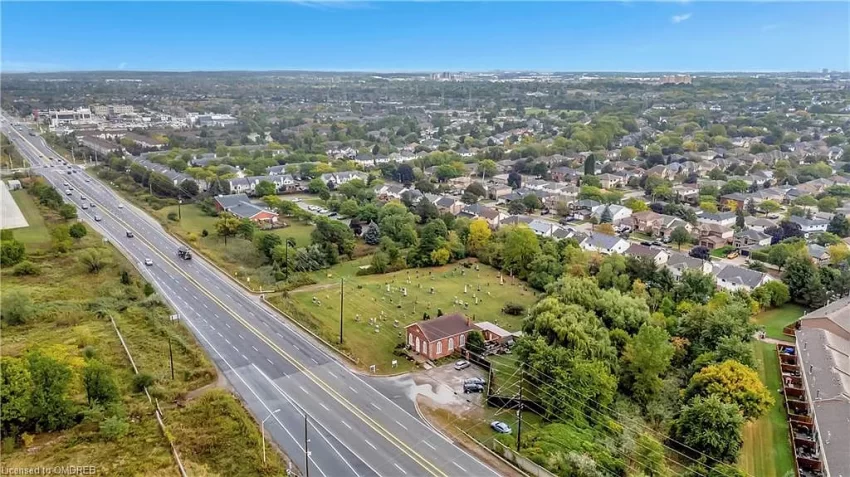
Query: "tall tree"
0 356 32 438
670 226 692 251
214 214 241 246
685 360 774 421
27 351 75 432
623 324 674 405
82 359 120 406
466 219 491 256
675 396 744 463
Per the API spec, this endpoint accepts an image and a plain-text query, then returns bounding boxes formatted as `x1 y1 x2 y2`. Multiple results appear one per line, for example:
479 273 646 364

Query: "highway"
0 115 501 477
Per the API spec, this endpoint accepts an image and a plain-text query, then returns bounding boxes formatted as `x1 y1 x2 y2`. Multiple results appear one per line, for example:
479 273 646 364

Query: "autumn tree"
685 360 774 421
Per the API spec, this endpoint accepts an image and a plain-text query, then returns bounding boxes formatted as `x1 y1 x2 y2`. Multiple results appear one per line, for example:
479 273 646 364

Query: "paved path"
0 180 28 230
754 332 794 346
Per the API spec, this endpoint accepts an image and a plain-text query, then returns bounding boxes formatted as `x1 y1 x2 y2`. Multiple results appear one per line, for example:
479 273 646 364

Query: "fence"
492 441 558 477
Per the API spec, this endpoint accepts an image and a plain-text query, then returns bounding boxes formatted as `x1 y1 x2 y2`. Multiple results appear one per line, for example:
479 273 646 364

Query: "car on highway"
94 215 102 222
65 189 72 195
454 360 470 371
291 198 302 202
89 202 95 208
85 178 90 183
81 204 89 210
126 231 134 238
63 182 69 187
66 170 72 175
490 421 511 434
144 258 153 266
81 195 87 201
118 203 124 209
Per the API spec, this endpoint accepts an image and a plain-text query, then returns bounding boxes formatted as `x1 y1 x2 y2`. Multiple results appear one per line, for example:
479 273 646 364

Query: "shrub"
1 291 33 325
120 270 131 285
201 229 209 237
21 433 33 448
12 260 39 276
143 282 155 296
0 239 26 266
502 302 526 315
82 346 98 359
99 416 129 441
69 222 88 239
132 372 155 392
167 211 179 221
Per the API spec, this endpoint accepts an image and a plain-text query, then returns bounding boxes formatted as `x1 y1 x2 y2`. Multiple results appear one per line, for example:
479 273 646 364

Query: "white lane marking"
217 332 223 338
348 386 358 394
341 420 352 430
393 463 407 475
423 441 436 451
453 462 467 473
252 346 259 352
241 354 249 361
202 318 207 323
298 385 309 395
232 345 238 352
275 332 283 338
266 358 273 365
370 403 381 411
365 440 376 450
293 345 300 352
225 323 231 329
319 403 329 411
327 371 337 379
209 325 215 331
311 358 318 364
225 339 231 345
238 334 244 340
203 303 209 309
395 420 408 431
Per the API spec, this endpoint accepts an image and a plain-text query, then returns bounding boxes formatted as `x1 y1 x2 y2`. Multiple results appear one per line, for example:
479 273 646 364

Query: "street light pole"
178 198 182 221
304 415 311 477
261 408 282 465
339 278 344 344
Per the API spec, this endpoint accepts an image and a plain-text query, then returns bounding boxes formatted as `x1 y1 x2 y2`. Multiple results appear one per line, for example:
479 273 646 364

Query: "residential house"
697 223 734 250
320 171 368 187
665 252 713 279
714 265 773 292
429 195 464 215
458 204 506 228
405 313 475 360
551 167 581 183
630 211 664 234
624 244 669 265
598 173 625 189
590 204 633 223
720 192 749 212
78 135 121 156
744 216 777 233
733 229 772 255
213 194 279 225
788 216 829 237
807 244 831 264
579 233 630 255
527 219 566 238
673 184 700 205
698 212 737 228
475 322 513 345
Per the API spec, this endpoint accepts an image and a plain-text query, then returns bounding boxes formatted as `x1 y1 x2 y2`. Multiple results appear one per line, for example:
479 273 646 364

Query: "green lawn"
753 304 805 341
739 342 795 477
9 189 51 248
153 203 314 290
711 245 736 258
270 262 538 373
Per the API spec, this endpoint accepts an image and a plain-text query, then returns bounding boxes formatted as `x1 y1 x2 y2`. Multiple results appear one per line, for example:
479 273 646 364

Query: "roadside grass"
421 400 543 448
269 262 537 373
753 304 805 341
0 194 287 476
150 203 314 290
739 341 795 477
9 189 51 248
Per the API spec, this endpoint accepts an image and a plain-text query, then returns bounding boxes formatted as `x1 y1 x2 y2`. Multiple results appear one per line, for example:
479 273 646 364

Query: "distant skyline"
2 2 848 73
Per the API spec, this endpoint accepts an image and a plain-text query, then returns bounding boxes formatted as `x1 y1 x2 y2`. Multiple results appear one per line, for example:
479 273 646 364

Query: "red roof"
407 313 474 341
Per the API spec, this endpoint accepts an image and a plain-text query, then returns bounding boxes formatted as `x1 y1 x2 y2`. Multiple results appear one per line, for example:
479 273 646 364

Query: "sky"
2 1 848 73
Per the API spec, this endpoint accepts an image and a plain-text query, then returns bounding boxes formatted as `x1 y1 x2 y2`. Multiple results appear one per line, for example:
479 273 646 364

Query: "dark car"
640 241 652 246
651 241 664 247
464 377 486 386
463 382 484 394
126 231 134 238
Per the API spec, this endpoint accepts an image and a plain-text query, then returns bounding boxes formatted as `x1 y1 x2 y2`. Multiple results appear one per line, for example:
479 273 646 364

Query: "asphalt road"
1 116 501 477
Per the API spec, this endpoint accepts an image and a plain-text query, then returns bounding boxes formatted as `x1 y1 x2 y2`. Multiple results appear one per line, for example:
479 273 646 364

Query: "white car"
117 203 124 209
144 258 153 266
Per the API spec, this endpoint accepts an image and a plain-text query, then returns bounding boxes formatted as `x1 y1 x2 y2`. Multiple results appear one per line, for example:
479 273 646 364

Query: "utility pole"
339 278 344 344
304 415 310 477
516 369 523 450
168 337 174 380
178 198 182 221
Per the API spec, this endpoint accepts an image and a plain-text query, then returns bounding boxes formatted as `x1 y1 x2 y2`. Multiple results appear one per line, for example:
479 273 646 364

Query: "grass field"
153 203 314 290
271 262 538 373
753 304 805 341
10 189 51 248
739 342 795 477
1 195 288 475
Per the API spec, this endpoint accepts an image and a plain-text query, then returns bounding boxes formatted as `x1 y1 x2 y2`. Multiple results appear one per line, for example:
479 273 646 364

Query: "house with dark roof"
405 313 476 360
459 204 506 228
713 264 772 292
789 216 829 237
213 194 279 224
733 229 772 255
579 233 630 255
624 243 669 265
665 252 712 279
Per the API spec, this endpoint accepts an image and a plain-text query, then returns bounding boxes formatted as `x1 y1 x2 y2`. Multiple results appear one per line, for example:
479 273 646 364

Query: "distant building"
91 104 134 117
405 313 476 360
660 74 693 85
213 194 279 225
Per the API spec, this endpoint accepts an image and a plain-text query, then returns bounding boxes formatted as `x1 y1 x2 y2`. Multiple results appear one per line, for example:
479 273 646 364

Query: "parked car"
727 251 740 259
463 382 484 394
640 241 652 246
454 360 470 371
464 377 486 386
490 421 511 434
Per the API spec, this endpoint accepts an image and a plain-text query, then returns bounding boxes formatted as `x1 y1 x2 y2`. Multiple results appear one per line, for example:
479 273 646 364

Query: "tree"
236 219 256 241
507 200 527 215
689 246 711 261
339 199 359 217
675 270 716 304
1 291 33 325
624 198 648 212
502 226 541 278
466 219 491 256
699 201 719 214
522 194 543 212
254 232 282 261
685 360 774 421
675 395 744 463
363 223 381 245
507 172 522 189
1 238 26 266
0 357 32 438
759 200 781 215
670 226 692 251
584 155 596 175
27 351 75 432
254 180 276 197
180 179 200 197
783 253 826 307
215 214 241 245
634 433 670 477
477 159 497 178
59 203 77 220
752 280 790 309
396 163 416 184
819 196 839 212
307 177 330 197
77 248 111 274
620 146 639 160
828 213 850 237
828 243 850 265
623 324 674 405
69 222 87 240
600 205 612 224
310 217 356 264
465 330 486 354
82 359 120 406
735 208 745 229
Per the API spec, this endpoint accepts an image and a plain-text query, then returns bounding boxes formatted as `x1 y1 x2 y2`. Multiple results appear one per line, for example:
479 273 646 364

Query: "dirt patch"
184 370 231 401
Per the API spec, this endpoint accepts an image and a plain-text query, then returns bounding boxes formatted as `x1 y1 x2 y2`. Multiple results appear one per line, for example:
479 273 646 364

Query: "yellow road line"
17 130 446 477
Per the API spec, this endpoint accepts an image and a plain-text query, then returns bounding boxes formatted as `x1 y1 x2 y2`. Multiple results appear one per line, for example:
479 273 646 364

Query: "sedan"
454 360 470 371
491 421 511 434
117 203 124 209
144 258 153 266
94 215 102 222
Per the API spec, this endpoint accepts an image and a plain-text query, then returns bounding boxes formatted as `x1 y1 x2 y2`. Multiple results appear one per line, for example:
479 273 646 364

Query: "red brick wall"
405 325 469 360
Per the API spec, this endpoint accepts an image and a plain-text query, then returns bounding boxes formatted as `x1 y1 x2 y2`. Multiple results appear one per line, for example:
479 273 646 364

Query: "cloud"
671 13 692 23
761 23 782 32
118 62 128 70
